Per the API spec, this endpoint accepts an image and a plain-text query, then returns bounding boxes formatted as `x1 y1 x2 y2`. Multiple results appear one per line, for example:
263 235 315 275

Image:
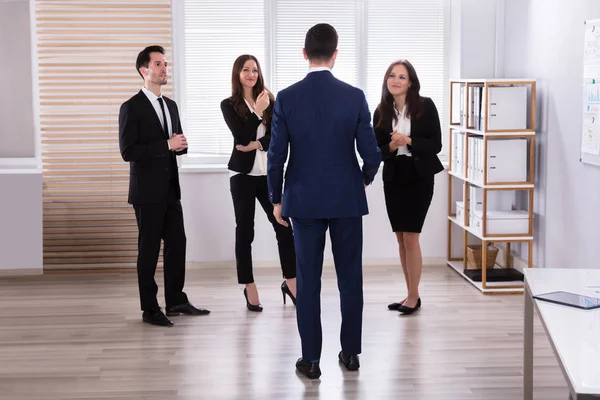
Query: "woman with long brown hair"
373 59 444 315
220 55 296 312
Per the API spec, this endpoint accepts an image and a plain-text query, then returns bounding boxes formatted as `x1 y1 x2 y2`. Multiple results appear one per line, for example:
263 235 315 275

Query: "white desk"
524 269 600 399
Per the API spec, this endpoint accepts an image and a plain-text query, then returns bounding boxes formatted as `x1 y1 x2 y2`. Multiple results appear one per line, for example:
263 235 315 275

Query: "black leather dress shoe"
338 351 360 371
166 302 210 316
388 302 403 310
142 309 173 327
295 358 321 379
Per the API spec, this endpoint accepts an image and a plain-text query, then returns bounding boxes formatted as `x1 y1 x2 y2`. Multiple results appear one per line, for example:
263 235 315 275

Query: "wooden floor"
0 263 568 400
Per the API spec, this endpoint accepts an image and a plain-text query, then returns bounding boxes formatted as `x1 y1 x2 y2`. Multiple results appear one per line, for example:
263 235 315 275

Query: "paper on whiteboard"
584 24 600 77
582 116 600 155
584 83 600 113
585 24 600 61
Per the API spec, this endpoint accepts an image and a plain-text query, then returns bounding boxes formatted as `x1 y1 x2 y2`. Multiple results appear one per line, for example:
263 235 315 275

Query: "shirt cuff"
253 111 263 120
167 140 171 151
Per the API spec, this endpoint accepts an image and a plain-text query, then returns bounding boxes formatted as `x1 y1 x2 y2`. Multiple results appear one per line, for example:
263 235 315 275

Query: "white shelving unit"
447 78 537 294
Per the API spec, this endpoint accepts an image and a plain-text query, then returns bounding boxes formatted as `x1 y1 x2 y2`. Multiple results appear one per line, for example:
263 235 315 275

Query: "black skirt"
383 155 434 233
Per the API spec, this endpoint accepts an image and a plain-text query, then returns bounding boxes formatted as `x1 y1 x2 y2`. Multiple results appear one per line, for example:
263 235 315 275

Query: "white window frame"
172 0 451 170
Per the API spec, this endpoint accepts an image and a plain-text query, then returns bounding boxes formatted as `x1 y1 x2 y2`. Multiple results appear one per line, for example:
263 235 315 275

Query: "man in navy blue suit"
267 23 381 379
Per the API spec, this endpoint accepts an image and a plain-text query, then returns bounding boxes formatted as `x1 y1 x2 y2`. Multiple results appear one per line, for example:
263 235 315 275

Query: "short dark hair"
304 23 338 62
135 45 165 80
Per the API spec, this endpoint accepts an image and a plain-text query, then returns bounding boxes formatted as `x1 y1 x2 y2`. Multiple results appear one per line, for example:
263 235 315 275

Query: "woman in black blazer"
373 59 444 315
220 54 296 312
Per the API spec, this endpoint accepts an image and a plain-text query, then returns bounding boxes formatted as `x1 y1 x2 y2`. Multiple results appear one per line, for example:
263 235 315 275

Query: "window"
273 0 358 92
365 0 446 130
177 0 448 165
178 0 265 162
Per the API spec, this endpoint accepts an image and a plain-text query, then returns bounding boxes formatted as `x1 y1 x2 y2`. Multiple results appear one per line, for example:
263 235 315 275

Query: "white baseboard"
0 268 43 277
187 257 447 270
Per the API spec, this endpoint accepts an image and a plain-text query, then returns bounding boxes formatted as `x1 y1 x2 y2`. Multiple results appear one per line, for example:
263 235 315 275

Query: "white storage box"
470 209 529 236
487 139 528 183
487 86 528 130
456 201 465 223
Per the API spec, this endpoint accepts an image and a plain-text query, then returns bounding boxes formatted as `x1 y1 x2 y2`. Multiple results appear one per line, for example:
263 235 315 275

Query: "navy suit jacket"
267 70 382 219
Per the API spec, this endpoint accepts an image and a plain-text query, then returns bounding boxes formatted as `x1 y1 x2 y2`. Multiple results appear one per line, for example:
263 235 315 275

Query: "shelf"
448 76 535 295
447 170 534 189
448 216 533 241
446 261 524 294
449 125 535 136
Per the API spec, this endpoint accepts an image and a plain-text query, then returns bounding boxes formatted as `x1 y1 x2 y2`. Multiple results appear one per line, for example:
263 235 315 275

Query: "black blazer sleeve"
119 101 170 162
409 97 442 154
171 101 187 156
257 127 270 151
373 108 398 161
220 98 262 146
175 117 188 156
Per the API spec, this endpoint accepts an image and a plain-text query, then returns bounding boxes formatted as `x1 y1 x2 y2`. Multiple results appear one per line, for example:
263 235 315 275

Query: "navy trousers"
290 216 364 361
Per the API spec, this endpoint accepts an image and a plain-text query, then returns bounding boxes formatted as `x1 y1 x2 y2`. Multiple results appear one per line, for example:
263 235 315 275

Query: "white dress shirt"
141 86 173 139
308 66 332 74
229 99 267 177
393 104 412 157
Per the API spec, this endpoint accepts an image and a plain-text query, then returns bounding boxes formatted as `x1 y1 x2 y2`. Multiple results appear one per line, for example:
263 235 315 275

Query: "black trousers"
230 174 296 284
133 181 188 311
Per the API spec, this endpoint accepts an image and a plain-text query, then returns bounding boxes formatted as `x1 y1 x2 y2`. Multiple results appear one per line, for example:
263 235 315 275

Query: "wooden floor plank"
0 264 567 399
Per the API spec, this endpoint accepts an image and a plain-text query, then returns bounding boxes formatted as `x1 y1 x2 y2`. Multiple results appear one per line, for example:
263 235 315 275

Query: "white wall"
180 169 448 263
0 168 43 274
504 0 600 269
0 1 43 274
0 0 36 158
458 0 499 78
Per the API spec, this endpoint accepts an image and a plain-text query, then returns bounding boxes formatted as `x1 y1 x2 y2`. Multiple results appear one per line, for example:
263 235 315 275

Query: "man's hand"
236 141 261 152
273 204 288 227
168 133 188 151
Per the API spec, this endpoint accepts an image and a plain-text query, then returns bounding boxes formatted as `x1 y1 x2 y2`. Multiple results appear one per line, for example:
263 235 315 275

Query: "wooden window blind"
36 0 172 269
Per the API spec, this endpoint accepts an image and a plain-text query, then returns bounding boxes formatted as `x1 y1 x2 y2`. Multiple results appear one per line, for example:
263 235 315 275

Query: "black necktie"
157 97 169 138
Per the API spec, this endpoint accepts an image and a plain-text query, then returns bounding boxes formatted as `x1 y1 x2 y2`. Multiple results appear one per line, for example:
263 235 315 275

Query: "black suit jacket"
373 96 444 182
119 90 187 205
220 97 271 174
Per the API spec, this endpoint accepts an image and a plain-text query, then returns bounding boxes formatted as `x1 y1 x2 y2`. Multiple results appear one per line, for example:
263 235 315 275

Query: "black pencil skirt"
383 155 435 233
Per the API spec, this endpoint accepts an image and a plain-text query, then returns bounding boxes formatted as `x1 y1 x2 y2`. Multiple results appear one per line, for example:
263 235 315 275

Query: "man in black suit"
118 45 210 327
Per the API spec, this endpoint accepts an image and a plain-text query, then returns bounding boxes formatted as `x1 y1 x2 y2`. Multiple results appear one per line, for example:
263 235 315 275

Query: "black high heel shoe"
243 288 263 312
398 298 421 315
281 281 296 305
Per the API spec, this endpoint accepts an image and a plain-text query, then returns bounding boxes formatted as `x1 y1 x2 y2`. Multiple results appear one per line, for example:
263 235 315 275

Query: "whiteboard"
581 18 600 166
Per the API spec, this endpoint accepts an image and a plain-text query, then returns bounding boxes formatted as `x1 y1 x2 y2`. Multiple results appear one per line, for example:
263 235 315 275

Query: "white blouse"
229 99 268 177
393 105 412 157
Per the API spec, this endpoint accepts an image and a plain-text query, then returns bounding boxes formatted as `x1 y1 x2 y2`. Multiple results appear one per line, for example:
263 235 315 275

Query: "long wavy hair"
375 59 424 129
230 55 274 128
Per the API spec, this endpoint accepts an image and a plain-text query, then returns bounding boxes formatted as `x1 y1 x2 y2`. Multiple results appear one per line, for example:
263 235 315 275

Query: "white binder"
487 86 528 130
